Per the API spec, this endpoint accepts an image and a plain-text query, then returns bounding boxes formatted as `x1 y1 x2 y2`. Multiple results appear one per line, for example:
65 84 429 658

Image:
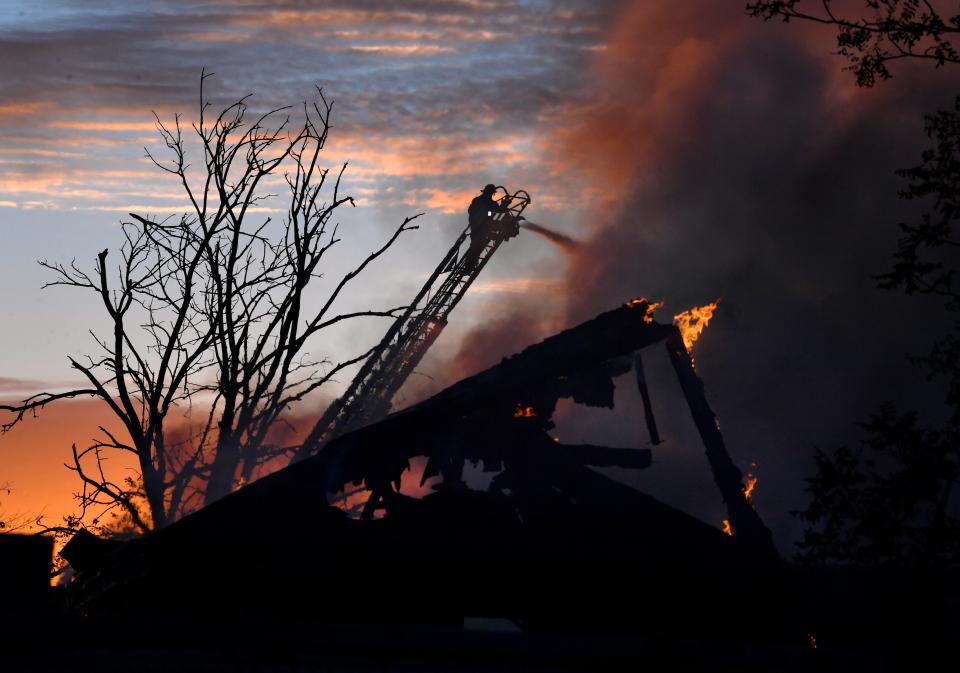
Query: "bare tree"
0 481 29 532
0 72 418 533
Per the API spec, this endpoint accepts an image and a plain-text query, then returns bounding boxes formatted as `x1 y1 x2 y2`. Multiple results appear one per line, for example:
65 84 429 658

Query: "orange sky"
1 398 135 530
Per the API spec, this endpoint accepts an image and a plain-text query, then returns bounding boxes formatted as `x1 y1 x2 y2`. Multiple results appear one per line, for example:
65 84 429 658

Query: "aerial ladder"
299 186 532 455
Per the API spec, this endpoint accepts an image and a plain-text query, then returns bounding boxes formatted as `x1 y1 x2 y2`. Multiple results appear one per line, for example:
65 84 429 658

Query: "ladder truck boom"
299 186 532 455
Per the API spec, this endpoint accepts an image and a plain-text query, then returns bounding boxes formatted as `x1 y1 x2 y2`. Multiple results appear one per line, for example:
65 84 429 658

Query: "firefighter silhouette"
465 183 500 269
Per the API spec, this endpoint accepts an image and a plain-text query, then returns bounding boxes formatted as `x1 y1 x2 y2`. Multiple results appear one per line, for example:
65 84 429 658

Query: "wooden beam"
664 327 779 561
633 351 662 445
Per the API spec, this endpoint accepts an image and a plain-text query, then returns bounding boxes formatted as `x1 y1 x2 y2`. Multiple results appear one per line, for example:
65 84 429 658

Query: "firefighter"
465 183 500 269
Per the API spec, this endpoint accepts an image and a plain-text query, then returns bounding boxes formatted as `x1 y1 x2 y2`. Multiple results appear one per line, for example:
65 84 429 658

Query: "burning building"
61 300 785 642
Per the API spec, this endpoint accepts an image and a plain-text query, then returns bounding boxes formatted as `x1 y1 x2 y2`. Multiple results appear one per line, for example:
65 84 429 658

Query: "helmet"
481 183 496 195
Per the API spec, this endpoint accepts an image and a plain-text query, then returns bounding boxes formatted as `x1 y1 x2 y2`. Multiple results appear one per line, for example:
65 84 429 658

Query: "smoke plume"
546 3 959 551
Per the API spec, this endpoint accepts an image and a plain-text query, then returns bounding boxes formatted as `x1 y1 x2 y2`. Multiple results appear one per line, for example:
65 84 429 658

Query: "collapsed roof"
64 300 782 634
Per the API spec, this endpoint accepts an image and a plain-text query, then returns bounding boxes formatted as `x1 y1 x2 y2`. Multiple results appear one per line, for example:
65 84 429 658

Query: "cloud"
0 0 618 213
0 377 40 391
43 120 158 132
347 44 457 55
0 377 84 393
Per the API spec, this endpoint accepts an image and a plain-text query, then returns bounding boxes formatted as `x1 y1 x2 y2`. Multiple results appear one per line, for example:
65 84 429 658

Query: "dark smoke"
521 222 581 254
549 9 959 552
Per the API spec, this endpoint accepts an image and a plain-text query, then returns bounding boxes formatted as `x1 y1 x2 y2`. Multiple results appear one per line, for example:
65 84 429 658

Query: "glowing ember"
673 299 721 351
743 462 758 504
625 297 664 323
514 403 536 418
808 633 818 650
722 463 758 533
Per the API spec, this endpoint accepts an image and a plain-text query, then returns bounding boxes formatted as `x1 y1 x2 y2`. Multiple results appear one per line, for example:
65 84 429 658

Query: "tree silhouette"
797 406 959 566
0 72 418 534
747 0 960 87
748 2 960 567
0 481 35 533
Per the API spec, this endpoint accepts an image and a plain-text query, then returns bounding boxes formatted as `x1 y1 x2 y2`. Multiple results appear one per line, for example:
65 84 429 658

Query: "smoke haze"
419 3 960 552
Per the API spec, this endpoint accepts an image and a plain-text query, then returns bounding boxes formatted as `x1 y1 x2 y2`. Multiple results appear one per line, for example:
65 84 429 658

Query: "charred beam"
329 303 673 442
633 351 662 445
664 327 779 562
319 303 673 490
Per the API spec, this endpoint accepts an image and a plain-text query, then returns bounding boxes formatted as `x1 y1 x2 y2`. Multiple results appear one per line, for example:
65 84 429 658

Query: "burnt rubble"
62 301 786 636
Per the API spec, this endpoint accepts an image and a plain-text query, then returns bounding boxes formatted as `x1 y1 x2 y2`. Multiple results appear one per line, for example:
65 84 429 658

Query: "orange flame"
514 403 536 418
743 462 758 504
673 299 721 351
625 297 664 323
722 462 758 534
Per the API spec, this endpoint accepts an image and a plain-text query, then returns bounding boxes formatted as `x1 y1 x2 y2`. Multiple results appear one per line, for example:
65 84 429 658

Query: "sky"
0 1 955 553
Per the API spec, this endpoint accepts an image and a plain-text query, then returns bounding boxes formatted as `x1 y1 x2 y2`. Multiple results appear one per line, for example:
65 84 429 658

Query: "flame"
673 299 721 351
625 297 664 323
722 462 758 534
513 403 536 418
742 462 758 504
